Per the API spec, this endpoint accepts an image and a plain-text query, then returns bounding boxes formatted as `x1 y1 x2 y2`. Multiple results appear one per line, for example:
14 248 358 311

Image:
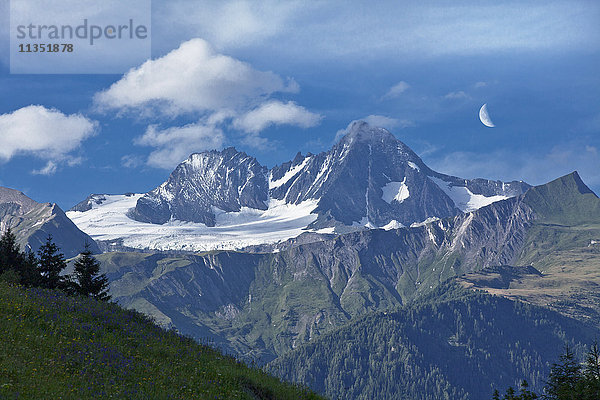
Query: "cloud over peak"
383 81 410 99
135 122 225 169
95 38 322 169
362 115 415 130
94 38 297 117
233 101 322 133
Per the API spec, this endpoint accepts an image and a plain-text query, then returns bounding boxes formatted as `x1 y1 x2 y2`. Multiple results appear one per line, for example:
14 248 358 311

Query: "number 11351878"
18 43 74 53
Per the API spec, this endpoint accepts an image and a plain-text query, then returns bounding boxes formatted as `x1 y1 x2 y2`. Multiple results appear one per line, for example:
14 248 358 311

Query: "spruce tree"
543 345 581 399
0 228 24 274
20 250 42 287
73 242 110 301
37 235 67 289
504 386 516 400
582 343 600 399
519 380 538 400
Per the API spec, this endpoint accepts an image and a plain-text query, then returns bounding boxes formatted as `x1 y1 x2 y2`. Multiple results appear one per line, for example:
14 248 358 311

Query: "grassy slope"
0 282 323 400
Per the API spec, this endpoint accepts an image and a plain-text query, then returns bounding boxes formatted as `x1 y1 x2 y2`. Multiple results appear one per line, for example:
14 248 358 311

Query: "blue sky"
0 0 599 208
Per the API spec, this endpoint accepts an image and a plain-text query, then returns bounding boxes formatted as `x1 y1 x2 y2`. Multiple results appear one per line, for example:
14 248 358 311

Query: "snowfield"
66 194 319 252
430 177 508 213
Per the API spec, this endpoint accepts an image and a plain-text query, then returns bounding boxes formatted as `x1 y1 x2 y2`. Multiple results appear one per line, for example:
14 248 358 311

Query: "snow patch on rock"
269 157 311 189
407 161 420 171
381 177 410 204
430 176 508 212
381 220 405 230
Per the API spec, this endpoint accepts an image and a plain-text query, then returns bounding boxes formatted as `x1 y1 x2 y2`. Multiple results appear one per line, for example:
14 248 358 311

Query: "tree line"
0 228 110 301
493 344 600 400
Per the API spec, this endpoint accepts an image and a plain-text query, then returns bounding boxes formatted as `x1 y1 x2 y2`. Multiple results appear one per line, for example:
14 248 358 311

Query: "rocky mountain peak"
0 186 98 257
0 187 41 215
183 147 247 169
130 147 269 226
340 121 398 145
336 121 426 169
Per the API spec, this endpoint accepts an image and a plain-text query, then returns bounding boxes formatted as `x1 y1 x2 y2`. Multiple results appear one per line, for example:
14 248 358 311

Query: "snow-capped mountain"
269 121 528 229
67 121 530 252
274 122 530 229
128 147 268 226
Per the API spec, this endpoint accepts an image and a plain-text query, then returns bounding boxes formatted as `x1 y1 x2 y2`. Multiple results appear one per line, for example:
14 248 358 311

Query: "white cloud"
383 81 410 99
95 38 322 160
121 155 145 169
362 115 416 130
240 133 275 151
233 101 322 134
0 105 98 174
444 91 470 100
135 122 225 169
94 38 297 117
32 161 57 176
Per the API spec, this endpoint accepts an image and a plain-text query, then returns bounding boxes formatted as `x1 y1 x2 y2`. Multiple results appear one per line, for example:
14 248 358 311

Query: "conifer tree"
0 228 24 274
72 242 110 301
20 250 42 287
582 343 600 399
544 345 581 399
518 380 537 400
504 386 516 400
37 234 67 289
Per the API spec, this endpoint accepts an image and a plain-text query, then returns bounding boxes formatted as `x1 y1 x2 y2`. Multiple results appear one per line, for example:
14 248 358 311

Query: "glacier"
67 194 319 252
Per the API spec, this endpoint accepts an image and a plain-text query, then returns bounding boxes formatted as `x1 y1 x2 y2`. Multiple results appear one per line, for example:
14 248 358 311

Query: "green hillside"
266 286 600 400
0 281 323 400
522 171 600 226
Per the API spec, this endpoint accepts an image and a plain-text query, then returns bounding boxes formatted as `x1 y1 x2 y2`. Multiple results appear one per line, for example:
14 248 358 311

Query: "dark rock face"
69 194 108 212
129 121 530 229
270 122 456 227
130 148 268 226
0 187 99 257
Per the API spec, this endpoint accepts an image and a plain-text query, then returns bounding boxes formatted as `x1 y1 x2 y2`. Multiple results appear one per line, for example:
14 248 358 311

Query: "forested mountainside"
266 285 599 400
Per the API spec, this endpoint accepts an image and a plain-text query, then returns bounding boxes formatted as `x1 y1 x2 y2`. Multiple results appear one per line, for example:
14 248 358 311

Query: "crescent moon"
479 104 495 127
